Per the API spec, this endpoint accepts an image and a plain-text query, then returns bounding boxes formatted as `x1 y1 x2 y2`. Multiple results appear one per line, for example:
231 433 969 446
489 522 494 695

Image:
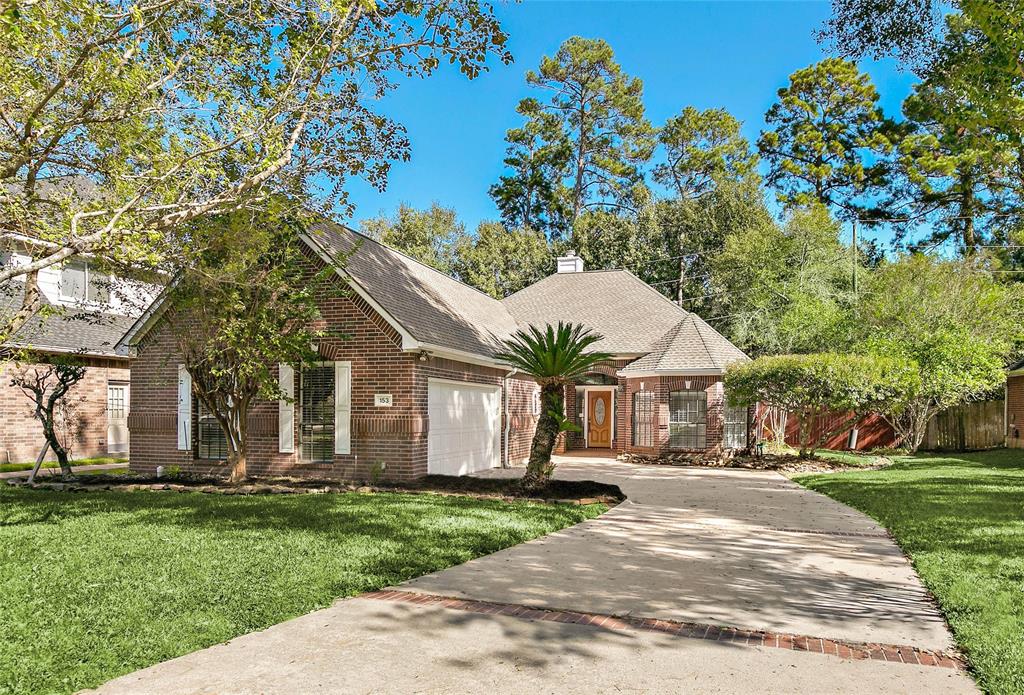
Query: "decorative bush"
725 353 920 458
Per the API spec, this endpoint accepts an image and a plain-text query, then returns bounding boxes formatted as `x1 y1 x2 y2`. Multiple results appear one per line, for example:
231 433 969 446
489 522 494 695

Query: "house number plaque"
374 394 393 407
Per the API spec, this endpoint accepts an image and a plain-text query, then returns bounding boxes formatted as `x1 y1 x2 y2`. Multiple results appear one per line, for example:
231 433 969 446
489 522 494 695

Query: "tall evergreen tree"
488 108 571 238
489 37 655 243
654 107 759 200
895 77 1017 253
758 58 901 219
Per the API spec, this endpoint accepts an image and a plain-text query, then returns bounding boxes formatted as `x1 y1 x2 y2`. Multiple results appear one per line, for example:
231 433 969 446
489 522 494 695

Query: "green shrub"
725 353 919 458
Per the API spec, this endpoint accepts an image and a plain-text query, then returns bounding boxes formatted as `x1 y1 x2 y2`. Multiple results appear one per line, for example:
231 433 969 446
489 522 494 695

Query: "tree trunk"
884 401 932 454
768 406 788 444
4 269 41 342
904 405 931 454
227 451 247 483
957 166 977 254
797 412 813 459
41 414 73 479
55 447 73 480
523 384 562 487
218 398 249 483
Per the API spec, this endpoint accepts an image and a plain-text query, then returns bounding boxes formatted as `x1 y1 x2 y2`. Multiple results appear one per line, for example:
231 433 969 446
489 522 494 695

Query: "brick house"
1 245 146 463
119 223 750 481
1006 358 1024 449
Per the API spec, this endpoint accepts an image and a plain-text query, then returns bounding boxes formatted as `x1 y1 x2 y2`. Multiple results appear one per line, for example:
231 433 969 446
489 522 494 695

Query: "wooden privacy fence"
923 399 1005 451
766 398 1005 452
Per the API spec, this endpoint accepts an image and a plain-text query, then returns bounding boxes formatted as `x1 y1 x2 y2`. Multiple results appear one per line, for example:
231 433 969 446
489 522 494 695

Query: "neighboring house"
119 224 751 481
0 242 149 463
1006 358 1024 449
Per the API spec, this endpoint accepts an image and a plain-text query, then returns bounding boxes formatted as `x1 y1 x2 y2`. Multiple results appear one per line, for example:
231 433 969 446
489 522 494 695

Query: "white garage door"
428 379 501 476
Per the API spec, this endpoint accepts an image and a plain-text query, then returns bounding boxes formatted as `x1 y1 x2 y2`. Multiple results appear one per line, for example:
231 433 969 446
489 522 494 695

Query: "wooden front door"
587 390 612 448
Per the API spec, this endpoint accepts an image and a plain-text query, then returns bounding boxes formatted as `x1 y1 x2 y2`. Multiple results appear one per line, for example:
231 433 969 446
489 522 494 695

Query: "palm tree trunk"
524 384 562 487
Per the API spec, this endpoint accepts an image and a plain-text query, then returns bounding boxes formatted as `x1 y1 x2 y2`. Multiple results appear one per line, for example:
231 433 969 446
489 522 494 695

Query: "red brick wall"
559 366 736 457
130 286 422 479
620 375 728 455
129 252 541 480
0 357 129 463
505 374 539 465
1007 375 1024 448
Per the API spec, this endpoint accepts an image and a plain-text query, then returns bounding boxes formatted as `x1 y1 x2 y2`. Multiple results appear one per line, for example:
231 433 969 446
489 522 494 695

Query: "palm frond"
495 321 611 384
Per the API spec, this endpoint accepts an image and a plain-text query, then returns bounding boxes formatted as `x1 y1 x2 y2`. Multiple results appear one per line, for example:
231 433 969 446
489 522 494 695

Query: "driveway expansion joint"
364 590 966 671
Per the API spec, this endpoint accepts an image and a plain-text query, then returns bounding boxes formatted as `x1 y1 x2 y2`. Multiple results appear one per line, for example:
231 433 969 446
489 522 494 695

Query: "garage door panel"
428 380 501 476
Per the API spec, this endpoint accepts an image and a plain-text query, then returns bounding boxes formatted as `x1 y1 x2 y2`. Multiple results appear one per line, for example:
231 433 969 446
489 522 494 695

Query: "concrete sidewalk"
90 456 977 694
92 596 973 695
406 460 954 650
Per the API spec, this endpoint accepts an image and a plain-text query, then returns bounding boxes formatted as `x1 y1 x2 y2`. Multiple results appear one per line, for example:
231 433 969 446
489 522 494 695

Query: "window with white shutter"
177 365 192 450
299 364 334 463
279 364 295 453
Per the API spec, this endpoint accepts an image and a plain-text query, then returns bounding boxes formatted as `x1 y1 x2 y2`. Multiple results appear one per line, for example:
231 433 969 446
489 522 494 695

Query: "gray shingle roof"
502 270 696 355
619 314 749 374
1 284 134 358
501 269 748 372
118 222 748 372
308 222 520 357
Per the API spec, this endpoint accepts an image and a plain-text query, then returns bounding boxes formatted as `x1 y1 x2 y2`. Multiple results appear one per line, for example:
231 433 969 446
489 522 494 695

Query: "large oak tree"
0 0 511 341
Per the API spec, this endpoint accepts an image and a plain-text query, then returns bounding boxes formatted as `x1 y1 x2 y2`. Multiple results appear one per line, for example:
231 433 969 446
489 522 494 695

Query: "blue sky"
344 1 919 244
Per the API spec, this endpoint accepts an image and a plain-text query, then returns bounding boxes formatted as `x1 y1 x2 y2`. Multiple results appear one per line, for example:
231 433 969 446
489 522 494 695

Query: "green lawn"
0 456 127 473
0 487 604 695
797 449 1024 694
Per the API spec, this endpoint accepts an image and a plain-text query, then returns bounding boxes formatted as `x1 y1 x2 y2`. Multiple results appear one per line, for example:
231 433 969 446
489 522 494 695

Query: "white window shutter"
177 365 192 450
278 363 295 453
334 361 351 455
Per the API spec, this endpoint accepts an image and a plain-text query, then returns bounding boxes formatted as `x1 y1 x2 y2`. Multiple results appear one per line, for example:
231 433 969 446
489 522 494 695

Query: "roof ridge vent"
556 250 584 274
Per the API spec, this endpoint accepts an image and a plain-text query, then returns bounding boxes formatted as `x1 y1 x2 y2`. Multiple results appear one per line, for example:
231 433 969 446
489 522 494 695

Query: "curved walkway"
92 456 976 694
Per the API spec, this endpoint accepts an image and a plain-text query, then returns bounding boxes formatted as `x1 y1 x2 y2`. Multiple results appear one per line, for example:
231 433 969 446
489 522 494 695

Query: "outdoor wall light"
418 350 429 362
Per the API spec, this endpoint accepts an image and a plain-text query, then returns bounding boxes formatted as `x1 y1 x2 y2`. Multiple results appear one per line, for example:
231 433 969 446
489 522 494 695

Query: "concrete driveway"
92 456 976 694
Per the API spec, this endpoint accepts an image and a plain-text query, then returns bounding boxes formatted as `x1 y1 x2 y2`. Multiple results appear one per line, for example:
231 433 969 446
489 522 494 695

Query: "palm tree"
496 322 611 486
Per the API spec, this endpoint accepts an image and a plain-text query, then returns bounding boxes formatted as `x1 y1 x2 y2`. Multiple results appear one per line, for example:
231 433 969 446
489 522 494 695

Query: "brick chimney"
556 250 584 274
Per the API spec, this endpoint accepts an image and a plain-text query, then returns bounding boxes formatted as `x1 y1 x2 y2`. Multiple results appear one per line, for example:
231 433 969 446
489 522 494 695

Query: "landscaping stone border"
4 475 619 507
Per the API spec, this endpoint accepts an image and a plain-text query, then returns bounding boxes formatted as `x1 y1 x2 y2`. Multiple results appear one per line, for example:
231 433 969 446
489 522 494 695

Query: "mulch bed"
709 454 892 473
5 472 623 506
